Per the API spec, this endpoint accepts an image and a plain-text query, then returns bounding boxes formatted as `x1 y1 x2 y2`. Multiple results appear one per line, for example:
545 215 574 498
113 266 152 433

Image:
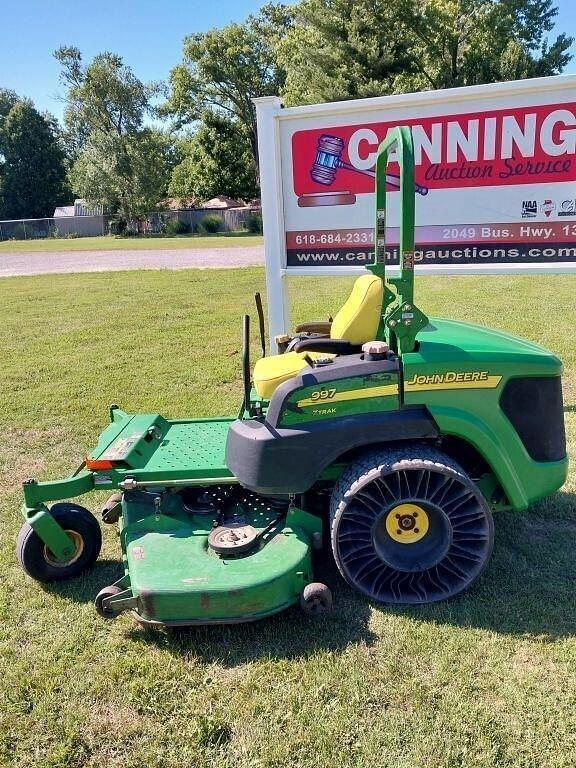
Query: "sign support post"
254 96 291 349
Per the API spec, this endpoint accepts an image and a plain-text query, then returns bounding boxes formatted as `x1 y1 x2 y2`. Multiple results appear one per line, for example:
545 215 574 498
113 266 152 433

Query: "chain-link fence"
0 207 261 242
0 215 106 241
141 207 259 234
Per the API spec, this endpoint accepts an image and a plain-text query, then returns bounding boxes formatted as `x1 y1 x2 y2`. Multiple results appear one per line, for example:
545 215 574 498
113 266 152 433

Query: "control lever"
254 292 266 358
242 314 251 414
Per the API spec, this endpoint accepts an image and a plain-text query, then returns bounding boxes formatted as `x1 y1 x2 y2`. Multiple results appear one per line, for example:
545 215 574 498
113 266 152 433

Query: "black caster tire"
95 585 123 619
330 447 494 605
300 582 333 615
100 492 122 524
17 502 102 583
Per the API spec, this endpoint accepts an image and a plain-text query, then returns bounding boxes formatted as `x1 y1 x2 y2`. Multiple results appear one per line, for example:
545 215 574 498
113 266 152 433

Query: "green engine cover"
402 318 568 510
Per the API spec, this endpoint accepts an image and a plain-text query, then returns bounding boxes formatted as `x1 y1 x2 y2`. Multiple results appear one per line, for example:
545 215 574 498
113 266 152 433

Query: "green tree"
168 113 258 204
0 100 69 219
165 3 292 178
55 46 170 220
68 128 173 221
278 0 416 105
0 89 19 209
0 88 18 130
279 0 573 104
395 0 573 92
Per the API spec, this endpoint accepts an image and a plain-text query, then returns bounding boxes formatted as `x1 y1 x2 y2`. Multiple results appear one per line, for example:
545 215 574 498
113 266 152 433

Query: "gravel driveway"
0 245 265 277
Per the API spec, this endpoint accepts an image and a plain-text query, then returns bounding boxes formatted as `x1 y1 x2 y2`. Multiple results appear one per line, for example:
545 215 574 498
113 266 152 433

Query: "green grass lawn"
1 269 575 768
0 231 262 253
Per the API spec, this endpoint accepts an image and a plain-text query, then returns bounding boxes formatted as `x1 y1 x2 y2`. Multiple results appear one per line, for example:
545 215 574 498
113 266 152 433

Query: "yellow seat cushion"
253 351 328 399
330 274 383 343
253 274 383 399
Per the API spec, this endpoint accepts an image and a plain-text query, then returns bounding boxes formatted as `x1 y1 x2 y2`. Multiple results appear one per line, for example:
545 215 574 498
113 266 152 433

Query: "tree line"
0 0 572 224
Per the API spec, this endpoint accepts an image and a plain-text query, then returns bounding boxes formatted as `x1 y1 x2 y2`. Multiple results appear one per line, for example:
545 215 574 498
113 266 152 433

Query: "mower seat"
253 274 383 399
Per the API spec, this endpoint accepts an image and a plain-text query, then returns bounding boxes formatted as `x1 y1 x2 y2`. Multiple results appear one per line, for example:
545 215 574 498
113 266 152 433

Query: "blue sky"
1 0 574 120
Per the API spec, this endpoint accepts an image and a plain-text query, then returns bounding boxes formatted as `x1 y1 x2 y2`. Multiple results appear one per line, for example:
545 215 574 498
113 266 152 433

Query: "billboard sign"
256 77 576 273
254 77 576 340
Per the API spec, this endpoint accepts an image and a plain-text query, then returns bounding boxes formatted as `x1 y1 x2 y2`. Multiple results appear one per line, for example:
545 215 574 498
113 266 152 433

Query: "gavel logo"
298 134 428 207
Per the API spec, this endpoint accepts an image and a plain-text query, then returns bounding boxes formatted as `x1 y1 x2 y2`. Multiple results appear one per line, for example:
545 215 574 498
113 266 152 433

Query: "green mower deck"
20 411 327 625
109 497 321 625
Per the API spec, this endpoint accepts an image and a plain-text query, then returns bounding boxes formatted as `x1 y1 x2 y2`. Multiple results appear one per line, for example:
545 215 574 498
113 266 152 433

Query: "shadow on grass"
42 558 123 604
41 552 376 661
126 557 377 664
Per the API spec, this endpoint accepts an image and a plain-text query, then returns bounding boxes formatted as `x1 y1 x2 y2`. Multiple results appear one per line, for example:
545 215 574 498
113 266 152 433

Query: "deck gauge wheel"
300 582 333 615
94 585 123 619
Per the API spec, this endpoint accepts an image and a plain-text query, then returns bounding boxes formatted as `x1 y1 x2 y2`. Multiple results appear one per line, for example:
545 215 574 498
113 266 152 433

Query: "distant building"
201 196 246 209
53 204 75 217
50 199 106 236
158 197 196 210
53 199 104 217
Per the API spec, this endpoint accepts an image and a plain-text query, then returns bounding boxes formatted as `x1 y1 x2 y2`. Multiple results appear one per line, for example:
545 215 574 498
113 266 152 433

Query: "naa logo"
558 199 576 217
540 199 556 217
521 200 537 218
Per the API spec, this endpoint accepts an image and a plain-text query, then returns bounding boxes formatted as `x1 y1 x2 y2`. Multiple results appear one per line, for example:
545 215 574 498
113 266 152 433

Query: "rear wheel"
17 503 102 583
330 447 494 604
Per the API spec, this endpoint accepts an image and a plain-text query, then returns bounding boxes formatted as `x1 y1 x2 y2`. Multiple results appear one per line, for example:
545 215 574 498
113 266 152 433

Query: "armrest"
293 338 361 355
294 321 332 334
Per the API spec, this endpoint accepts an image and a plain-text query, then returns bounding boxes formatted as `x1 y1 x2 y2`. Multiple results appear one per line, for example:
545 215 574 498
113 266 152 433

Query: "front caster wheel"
17 502 102 583
94 585 123 619
300 582 333 615
330 448 494 605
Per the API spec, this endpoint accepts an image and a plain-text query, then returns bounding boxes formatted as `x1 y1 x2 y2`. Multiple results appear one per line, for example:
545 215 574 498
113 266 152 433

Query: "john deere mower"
17 126 567 625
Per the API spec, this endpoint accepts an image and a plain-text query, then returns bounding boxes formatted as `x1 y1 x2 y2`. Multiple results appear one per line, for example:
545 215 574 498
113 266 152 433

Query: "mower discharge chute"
17 127 567 625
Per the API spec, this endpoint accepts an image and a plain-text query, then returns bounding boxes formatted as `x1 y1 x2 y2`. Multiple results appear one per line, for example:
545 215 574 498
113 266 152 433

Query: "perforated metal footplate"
142 419 233 477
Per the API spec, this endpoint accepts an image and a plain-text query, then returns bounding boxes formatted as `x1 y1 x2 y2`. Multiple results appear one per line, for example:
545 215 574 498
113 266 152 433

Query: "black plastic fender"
226 407 439 495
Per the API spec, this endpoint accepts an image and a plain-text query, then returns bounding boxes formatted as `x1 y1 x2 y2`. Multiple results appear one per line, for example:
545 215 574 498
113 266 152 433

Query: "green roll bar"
368 125 428 354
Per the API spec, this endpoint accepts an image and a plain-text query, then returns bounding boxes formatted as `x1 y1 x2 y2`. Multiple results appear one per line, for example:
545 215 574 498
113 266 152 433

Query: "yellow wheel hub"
43 530 84 567
385 504 429 544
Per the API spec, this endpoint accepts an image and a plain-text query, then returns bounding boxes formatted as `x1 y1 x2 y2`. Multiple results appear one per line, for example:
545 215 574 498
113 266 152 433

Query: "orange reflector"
86 458 115 471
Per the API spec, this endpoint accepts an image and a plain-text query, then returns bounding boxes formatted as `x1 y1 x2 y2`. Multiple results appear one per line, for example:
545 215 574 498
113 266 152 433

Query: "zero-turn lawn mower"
17 126 567 626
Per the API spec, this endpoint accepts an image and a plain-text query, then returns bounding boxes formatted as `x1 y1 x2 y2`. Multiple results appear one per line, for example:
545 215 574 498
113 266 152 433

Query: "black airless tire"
17 502 102 583
300 582 333 615
330 447 494 605
95 585 123 619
